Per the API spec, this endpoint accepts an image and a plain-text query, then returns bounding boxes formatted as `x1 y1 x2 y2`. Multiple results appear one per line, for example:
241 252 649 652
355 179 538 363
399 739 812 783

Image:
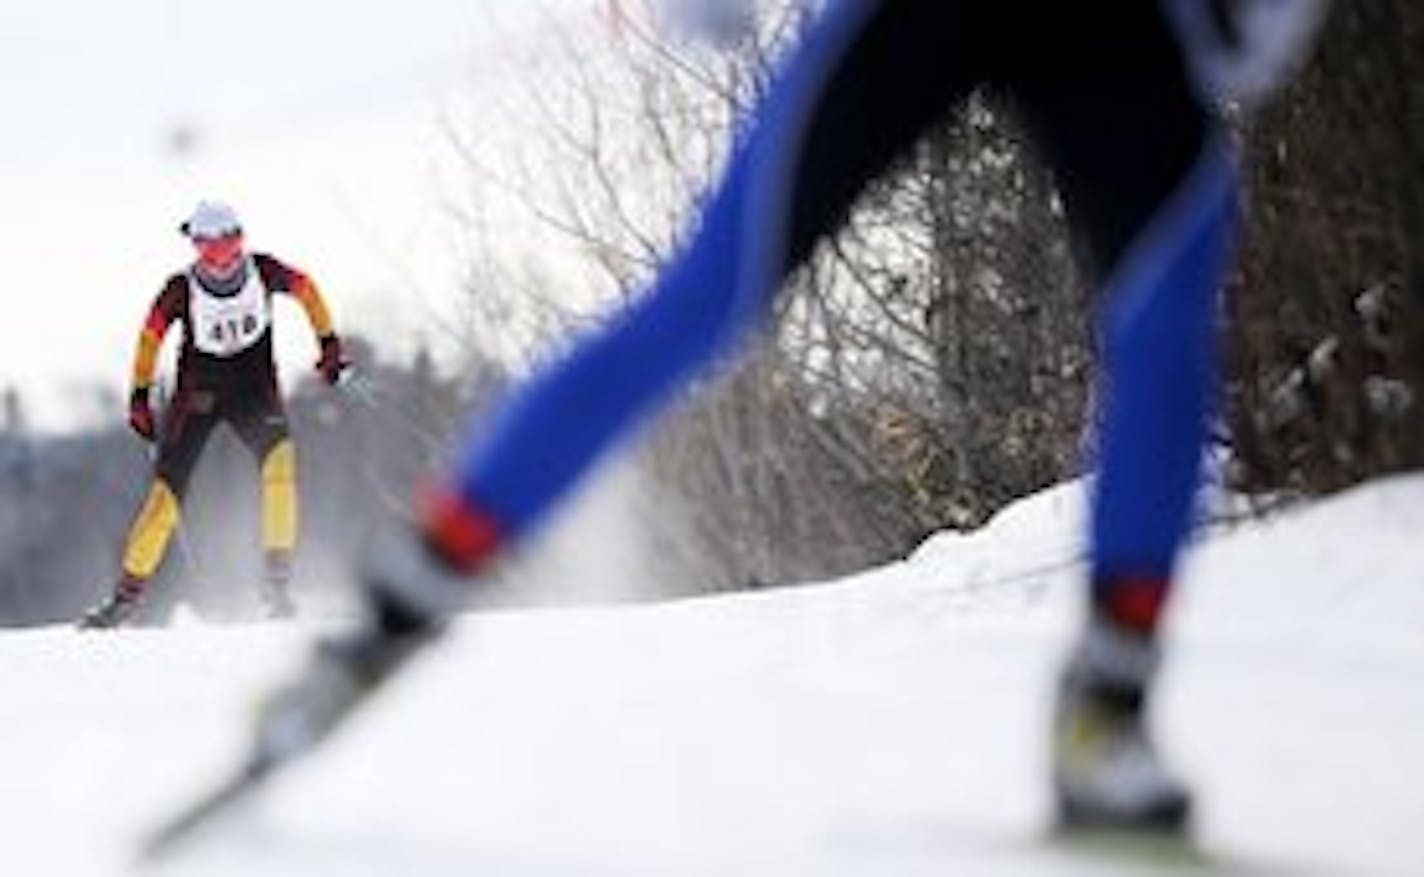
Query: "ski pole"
335 368 449 452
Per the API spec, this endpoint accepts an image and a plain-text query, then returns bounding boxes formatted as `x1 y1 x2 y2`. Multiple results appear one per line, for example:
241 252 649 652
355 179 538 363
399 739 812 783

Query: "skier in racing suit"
267 0 1329 833
80 201 347 627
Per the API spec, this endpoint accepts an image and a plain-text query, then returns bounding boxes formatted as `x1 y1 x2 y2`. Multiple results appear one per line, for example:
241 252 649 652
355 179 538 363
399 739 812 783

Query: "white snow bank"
2 476 1421 875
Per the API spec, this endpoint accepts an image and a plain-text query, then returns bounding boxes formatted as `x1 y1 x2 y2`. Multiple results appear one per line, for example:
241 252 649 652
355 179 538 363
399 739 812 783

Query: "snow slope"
3 476 1422 876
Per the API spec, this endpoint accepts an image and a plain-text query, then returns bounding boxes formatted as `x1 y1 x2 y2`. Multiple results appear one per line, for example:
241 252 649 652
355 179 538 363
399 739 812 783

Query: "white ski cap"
179 200 242 239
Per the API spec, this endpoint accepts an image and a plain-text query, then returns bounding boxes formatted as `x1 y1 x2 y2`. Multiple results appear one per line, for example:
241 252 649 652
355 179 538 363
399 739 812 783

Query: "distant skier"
257 0 1328 835
80 201 347 627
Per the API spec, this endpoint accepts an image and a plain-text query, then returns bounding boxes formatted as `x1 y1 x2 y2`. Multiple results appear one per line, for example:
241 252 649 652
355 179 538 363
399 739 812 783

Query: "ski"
138 623 429 861
1053 825 1211 866
139 750 278 861
138 649 364 861
137 675 346 863
1045 825 1297 875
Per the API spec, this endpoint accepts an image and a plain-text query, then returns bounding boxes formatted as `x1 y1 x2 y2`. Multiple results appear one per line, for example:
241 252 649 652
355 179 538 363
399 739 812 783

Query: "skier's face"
193 232 244 276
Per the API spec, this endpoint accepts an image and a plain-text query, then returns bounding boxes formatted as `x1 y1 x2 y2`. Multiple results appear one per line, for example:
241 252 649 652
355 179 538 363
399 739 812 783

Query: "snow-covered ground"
3 476 1423 876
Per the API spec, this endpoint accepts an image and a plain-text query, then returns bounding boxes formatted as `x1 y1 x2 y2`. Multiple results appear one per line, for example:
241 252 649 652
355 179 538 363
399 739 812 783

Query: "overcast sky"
0 0 604 431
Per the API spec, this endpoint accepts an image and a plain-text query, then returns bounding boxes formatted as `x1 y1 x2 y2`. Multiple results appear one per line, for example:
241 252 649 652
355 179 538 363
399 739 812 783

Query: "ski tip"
136 812 200 865
136 800 224 864
134 760 270 866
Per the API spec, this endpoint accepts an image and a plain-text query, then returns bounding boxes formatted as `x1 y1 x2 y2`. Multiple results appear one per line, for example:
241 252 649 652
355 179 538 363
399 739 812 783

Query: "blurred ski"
1045 825 1307 875
139 622 429 862
138 752 276 862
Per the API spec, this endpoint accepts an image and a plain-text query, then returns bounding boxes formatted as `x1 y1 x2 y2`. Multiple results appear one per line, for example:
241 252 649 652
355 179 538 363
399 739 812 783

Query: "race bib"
189 263 272 357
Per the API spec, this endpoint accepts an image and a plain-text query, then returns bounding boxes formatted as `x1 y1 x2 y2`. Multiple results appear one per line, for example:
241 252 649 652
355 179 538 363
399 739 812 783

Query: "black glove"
316 334 348 385
128 388 156 442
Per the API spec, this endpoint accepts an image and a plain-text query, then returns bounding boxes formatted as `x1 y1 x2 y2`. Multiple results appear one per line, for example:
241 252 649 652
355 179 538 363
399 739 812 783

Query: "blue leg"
451 152 754 535
443 0 881 544
1091 136 1238 607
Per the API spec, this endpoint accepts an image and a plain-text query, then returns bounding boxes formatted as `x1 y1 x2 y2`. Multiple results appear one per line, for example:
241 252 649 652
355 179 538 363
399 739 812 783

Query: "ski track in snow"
3 477 1422 875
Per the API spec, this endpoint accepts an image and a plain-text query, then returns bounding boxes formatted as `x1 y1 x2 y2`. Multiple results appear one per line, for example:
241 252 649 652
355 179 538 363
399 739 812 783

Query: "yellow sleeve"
291 272 335 340
130 278 182 392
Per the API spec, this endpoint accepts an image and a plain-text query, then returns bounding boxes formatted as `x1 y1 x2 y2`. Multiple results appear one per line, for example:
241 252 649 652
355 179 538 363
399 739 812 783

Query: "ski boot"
77 578 145 629
260 551 297 620
1052 609 1190 832
253 614 429 759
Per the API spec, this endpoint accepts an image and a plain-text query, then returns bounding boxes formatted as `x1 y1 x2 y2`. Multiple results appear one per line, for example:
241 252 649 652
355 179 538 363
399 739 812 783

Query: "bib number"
200 308 264 355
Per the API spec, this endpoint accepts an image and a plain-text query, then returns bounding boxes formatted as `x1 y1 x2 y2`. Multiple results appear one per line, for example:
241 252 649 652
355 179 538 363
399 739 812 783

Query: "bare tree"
1227 0 1424 497
444 1 1094 590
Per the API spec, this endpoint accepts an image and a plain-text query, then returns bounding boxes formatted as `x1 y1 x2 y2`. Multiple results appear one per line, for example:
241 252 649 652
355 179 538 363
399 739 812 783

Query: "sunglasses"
191 231 242 244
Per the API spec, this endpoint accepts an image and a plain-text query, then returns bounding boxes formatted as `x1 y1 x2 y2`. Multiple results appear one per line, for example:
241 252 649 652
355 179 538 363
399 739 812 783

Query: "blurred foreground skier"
80 201 347 627
264 0 1328 834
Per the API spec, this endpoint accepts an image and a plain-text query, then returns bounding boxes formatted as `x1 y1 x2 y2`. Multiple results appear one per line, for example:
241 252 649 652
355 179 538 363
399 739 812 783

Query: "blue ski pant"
443 0 1236 602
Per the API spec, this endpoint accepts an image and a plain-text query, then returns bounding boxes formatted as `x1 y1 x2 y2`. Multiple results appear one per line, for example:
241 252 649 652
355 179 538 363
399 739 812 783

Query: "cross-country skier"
259 0 1328 833
79 201 347 627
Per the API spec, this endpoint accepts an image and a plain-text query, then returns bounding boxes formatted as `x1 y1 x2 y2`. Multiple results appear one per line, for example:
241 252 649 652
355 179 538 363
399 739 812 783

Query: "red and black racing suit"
111 252 341 611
